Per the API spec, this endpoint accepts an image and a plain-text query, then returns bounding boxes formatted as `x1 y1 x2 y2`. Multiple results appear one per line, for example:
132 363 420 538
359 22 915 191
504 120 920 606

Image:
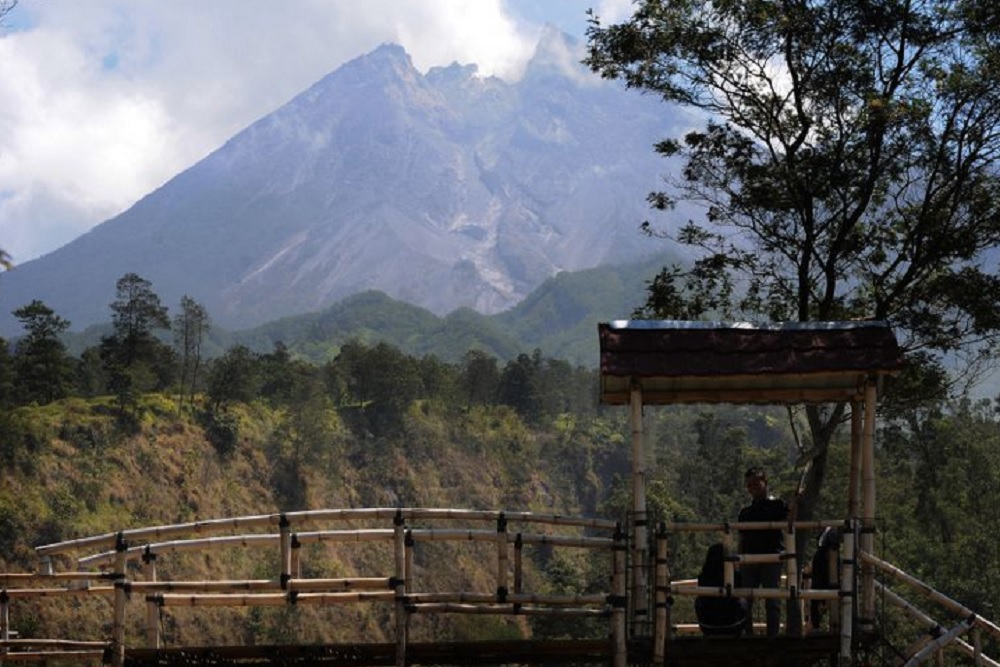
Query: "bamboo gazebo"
598 320 904 664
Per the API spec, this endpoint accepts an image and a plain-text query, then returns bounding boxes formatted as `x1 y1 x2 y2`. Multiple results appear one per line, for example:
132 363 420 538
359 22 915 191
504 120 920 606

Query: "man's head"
744 467 768 501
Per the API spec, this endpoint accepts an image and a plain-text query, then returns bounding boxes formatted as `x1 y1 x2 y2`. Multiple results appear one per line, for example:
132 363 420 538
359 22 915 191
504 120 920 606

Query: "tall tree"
101 273 173 411
107 273 171 367
586 0 1000 522
11 300 73 405
173 295 210 407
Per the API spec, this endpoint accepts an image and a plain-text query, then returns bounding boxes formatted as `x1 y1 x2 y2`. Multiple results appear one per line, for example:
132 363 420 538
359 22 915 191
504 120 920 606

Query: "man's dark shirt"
738 496 788 554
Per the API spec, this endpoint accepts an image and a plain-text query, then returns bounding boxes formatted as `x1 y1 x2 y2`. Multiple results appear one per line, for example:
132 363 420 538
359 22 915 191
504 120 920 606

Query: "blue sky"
0 0 632 265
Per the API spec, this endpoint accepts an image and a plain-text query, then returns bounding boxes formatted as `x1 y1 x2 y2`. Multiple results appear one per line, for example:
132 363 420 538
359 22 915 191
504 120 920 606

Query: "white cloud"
0 0 604 264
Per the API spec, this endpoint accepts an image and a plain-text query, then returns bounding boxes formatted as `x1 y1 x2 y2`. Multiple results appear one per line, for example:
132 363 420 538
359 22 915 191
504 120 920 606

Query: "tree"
586 0 1000 522
101 273 173 412
11 300 73 405
206 345 261 410
173 295 210 408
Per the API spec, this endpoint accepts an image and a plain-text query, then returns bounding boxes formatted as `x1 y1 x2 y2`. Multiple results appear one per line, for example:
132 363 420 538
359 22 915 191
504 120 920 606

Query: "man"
738 467 788 636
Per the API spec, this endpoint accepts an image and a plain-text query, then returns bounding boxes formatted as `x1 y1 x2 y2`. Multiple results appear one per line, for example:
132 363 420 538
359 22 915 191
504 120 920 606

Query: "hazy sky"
0 0 633 265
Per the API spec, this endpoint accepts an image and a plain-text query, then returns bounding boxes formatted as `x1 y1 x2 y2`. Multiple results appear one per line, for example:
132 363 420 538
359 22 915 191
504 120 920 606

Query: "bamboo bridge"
1 321 996 666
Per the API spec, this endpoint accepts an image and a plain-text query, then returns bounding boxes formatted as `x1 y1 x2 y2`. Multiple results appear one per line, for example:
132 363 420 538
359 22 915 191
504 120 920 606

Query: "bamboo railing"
0 508 625 667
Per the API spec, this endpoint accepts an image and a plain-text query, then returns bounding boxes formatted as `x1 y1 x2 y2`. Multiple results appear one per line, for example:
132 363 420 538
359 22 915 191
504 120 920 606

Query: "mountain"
0 29 686 337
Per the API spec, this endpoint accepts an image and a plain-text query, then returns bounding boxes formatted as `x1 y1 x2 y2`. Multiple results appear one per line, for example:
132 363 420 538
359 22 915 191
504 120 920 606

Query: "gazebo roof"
599 320 903 405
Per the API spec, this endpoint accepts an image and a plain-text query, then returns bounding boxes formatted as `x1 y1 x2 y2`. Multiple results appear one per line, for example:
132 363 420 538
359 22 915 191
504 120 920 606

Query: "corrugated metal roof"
599 320 903 405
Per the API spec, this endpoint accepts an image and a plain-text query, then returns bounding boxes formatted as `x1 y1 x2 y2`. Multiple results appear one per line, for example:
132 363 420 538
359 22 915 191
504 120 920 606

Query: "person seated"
695 542 747 637
808 526 841 632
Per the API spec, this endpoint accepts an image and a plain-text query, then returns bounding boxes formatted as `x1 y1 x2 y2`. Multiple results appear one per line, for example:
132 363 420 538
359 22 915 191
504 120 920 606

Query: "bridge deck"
123 634 841 666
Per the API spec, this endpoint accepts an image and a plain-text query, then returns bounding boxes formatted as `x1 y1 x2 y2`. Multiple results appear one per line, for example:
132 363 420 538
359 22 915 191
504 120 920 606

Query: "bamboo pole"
128 578 394 593
849 401 862 520
405 592 610 606
0 573 114 585
513 533 523 595
861 552 1000 642
662 520 844 533
0 640 109 648
653 524 667 665
291 534 302 579
155 591 396 607
630 381 648 633
404 530 414 595
861 382 877 627
142 547 158 648
877 582 1000 667
38 508 619 559
111 535 127 667
406 603 608 616
612 524 627 667
840 525 855 661
0 587 115 599
279 515 291 590
722 531 735 592
903 618 976 667
393 511 407 667
495 511 509 625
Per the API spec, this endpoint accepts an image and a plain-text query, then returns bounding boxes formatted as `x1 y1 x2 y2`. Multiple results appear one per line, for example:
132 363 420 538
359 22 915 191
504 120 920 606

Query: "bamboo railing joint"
141 545 156 565
287 590 298 605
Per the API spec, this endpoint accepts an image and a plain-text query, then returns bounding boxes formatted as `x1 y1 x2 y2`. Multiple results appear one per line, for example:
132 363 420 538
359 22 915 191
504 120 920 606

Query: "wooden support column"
393 510 407 667
1 588 9 641
861 382 878 627
848 401 863 521
612 523 627 667
840 524 856 662
142 548 159 648
279 514 292 590
630 381 648 632
653 522 669 665
496 513 509 602
513 533 523 595
112 532 128 667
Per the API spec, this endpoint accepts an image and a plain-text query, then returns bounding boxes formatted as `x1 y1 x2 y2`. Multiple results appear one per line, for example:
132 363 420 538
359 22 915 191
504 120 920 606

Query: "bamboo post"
829 532 841 632
142 548 158 648
848 401 862 520
1 588 9 666
496 513 508 602
404 530 414 594
722 530 735 591
393 510 407 667
111 533 128 667
653 522 668 665
514 533 523 595
975 627 983 667
839 524 855 662
630 381 648 634
784 524 800 635
291 534 302 579
860 382 877 628
279 514 291 590
612 523 627 667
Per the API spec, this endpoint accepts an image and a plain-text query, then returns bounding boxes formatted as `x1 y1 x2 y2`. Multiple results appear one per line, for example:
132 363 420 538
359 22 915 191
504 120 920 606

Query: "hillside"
0 392 632 647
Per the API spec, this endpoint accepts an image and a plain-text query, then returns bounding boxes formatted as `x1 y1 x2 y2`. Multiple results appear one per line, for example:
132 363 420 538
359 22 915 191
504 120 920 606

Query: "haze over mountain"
0 29 685 337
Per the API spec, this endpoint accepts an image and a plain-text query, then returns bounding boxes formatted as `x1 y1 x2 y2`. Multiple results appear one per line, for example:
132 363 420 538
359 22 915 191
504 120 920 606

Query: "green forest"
1 272 999 657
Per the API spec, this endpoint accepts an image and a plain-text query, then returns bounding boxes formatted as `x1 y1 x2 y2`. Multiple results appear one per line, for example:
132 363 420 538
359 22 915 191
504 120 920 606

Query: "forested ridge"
1 274 999 650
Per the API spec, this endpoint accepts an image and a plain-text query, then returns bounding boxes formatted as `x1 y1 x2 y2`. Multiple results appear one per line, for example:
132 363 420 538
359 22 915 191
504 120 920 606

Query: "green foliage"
11 300 74 405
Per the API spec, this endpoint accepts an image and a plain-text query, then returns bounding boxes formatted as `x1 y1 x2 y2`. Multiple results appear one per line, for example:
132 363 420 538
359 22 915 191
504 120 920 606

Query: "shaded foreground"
125 635 841 666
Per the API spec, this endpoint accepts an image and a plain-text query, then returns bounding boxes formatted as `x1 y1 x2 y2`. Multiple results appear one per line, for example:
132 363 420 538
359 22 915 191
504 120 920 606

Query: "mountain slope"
0 31 685 337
